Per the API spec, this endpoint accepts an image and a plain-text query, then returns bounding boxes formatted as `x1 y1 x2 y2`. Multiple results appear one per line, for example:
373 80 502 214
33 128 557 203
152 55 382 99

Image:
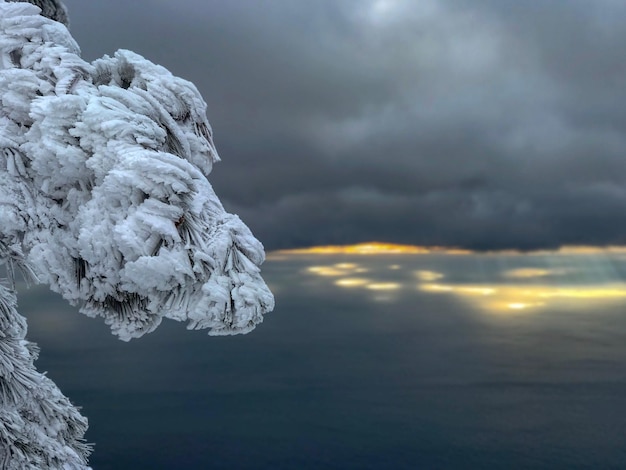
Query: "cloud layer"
63 0 626 250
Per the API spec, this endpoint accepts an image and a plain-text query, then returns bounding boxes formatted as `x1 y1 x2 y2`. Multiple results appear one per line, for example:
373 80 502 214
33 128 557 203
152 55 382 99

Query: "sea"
21 250 626 469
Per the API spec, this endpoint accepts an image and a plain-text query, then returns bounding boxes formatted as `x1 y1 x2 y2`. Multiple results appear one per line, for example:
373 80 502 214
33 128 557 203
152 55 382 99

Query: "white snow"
0 1 273 341
0 0 274 466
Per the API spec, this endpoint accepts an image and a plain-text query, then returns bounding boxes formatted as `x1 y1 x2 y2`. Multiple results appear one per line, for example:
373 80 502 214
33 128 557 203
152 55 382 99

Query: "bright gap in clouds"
274 243 626 312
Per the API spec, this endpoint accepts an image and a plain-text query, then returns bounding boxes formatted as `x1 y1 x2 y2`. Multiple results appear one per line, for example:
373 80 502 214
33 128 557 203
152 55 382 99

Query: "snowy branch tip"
0 0 275 341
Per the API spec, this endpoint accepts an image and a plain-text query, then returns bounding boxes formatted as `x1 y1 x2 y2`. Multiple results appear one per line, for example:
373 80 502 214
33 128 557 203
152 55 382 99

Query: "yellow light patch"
366 282 401 291
334 278 370 288
296 244 626 315
334 263 359 270
457 286 496 296
420 282 626 314
415 270 444 281
306 266 346 277
538 287 626 299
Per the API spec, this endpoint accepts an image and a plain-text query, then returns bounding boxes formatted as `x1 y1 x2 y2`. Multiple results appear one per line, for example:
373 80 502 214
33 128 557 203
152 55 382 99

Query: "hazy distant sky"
61 0 626 251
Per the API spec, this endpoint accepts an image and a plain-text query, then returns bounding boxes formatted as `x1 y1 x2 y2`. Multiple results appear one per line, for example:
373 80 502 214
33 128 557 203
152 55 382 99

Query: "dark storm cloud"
62 0 626 250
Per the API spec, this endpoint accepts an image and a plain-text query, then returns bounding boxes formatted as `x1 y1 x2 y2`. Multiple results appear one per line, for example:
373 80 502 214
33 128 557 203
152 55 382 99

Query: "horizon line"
268 241 626 256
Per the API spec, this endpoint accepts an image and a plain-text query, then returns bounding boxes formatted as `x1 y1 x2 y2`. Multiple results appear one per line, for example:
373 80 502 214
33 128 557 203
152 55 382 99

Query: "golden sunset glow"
537 287 626 299
366 282 401 291
303 260 403 300
271 243 626 258
415 270 445 281
307 262 370 277
418 282 626 313
334 278 370 288
420 284 495 295
553 246 626 255
458 286 497 296
273 242 471 255
507 302 544 310
306 266 346 277
296 244 626 313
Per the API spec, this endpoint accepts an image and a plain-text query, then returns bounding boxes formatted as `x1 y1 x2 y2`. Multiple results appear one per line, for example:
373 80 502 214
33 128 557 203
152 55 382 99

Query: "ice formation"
0 0 273 466
0 243 90 469
0 1 274 340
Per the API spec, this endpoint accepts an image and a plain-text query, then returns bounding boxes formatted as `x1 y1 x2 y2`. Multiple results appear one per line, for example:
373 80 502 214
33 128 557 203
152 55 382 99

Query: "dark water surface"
20 253 626 469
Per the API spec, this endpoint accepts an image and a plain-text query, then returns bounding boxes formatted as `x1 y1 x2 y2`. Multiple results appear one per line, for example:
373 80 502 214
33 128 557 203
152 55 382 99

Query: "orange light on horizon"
269 242 626 258
272 242 472 256
419 282 626 314
297 243 626 314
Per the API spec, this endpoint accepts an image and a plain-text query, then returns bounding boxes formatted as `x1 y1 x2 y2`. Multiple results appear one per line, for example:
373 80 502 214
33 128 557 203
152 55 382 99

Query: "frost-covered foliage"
6 0 68 26
0 0 273 466
0 1 274 341
0 243 90 469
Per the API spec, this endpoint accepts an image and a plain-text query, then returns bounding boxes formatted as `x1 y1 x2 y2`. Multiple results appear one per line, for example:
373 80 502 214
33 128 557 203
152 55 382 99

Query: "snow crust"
0 2 274 341
0 242 91 469
0 1 273 466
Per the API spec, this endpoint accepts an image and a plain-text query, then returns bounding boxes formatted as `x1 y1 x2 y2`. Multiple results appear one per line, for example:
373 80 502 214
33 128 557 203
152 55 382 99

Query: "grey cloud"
61 0 626 250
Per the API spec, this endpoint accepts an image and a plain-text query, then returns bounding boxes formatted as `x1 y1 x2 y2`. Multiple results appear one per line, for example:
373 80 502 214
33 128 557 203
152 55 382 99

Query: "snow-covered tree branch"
0 242 90 469
0 0 274 466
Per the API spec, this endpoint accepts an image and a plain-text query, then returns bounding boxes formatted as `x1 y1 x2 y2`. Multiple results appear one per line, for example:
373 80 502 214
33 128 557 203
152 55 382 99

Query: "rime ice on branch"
0 243 90 469
0 0 273 466
0 1 274 341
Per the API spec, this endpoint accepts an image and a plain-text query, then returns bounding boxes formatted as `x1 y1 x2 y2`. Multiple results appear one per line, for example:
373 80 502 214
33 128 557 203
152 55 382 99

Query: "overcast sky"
61 0 626 251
